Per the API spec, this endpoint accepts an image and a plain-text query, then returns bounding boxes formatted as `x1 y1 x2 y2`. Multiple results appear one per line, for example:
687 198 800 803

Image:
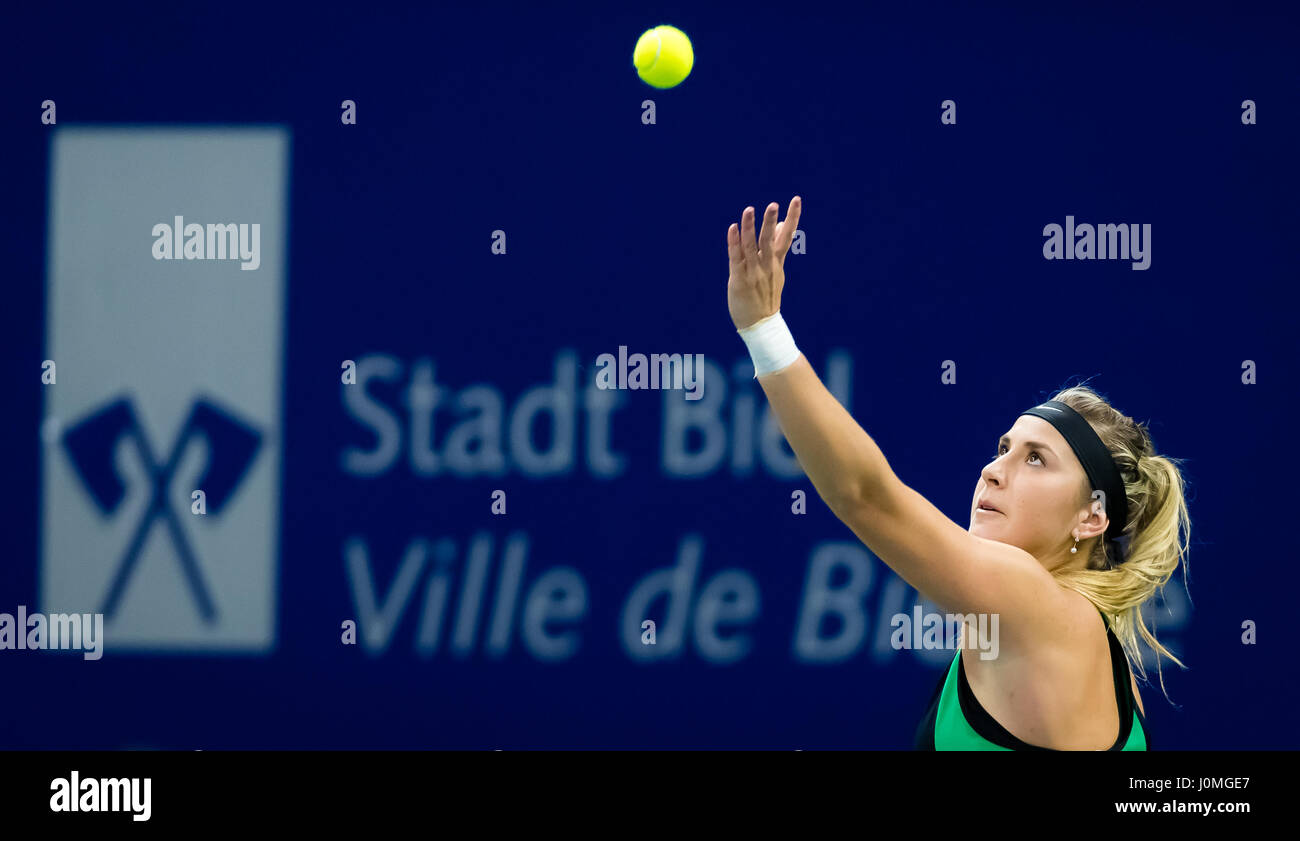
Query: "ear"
1075 500 1109 541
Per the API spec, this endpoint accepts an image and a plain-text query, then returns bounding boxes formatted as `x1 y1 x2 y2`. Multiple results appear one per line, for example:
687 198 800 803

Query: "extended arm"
726 199 1074 649
754 355 1056 624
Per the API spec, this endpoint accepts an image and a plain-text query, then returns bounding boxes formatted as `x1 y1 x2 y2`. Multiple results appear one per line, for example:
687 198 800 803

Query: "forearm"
755 353 895 511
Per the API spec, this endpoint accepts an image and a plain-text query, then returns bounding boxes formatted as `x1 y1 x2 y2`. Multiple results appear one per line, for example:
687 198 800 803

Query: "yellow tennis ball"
633 25 694 89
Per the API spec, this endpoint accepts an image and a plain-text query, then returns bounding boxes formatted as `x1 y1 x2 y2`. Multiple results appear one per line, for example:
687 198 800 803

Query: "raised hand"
726 196 801 331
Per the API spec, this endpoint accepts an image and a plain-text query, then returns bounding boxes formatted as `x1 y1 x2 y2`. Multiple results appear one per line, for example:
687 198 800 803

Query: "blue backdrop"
2 1 1296 749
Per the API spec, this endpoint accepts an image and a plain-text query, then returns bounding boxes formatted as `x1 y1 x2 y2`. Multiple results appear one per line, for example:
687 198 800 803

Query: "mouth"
976 501 1003 515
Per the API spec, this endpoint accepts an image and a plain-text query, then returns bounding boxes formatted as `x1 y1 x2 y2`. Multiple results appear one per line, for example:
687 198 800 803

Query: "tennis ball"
633 25 694 89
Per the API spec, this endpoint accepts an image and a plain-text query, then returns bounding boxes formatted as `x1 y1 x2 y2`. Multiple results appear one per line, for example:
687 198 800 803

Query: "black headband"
1019 400 1131 567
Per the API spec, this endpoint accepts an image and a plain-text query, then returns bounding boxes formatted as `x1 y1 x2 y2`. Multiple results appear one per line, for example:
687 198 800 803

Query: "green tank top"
914 610 1149 750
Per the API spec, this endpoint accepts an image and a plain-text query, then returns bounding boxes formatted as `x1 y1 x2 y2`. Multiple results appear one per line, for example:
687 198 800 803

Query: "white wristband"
737 311 801 377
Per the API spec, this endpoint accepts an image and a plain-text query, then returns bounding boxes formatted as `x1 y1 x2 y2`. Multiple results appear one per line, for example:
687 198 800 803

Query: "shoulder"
1038 589 1112 661
995 588 1110 678
964 592 1124 746
983 573 1104 661
1020 591 1145 721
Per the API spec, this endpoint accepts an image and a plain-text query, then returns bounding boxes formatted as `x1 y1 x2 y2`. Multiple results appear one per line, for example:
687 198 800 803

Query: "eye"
994 444 1044 465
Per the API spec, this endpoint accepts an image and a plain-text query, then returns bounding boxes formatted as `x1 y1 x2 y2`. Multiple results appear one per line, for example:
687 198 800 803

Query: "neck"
1045 538 1097 575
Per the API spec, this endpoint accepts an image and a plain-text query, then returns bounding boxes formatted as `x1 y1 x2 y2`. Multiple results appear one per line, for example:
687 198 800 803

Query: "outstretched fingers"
732 198 800 279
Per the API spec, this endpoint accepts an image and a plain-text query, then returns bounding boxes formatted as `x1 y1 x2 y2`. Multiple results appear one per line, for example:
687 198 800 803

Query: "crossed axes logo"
61 397 261 623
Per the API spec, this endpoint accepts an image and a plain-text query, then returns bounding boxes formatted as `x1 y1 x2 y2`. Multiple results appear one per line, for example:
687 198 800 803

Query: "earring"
1070 535 1079 554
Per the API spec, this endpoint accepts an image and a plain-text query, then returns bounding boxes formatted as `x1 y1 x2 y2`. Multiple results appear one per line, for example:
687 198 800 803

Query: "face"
970 415 1102 560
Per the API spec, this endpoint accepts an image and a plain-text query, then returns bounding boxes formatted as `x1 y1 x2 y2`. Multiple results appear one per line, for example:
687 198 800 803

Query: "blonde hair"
1045 382 1192 705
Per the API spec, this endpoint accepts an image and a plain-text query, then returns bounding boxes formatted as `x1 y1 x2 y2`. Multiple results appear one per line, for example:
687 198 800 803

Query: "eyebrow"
999 435 1057 456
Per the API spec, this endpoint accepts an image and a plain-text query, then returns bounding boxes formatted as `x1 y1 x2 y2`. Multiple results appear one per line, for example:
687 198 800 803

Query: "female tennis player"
726 197 1191 750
